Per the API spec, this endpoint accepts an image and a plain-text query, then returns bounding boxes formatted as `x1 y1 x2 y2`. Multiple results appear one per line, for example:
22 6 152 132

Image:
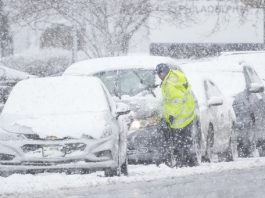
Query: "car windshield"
95 69 156 97
2 77 109 116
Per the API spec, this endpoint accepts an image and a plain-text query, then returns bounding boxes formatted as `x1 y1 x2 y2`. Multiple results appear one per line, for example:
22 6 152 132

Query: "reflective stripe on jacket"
161 69 196 129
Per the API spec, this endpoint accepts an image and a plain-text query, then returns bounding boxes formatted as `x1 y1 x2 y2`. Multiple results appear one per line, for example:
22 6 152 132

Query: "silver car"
0 76 130 177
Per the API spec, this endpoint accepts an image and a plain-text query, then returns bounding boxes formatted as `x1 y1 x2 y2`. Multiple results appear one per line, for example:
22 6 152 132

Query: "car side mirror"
207 97 223 106
116 102 131 119
247 83 264 93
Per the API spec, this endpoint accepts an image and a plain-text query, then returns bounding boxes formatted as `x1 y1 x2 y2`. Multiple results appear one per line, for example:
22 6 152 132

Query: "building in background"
130 0 264 58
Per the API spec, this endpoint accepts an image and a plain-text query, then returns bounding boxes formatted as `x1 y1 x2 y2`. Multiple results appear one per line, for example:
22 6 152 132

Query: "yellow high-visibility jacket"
161 69 196 129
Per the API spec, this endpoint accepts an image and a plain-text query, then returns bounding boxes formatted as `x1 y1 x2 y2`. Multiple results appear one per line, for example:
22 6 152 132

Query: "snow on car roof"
63 55 179 76
2 76 110 116
218 51 265 78
181 54 247 101
0 64 35 80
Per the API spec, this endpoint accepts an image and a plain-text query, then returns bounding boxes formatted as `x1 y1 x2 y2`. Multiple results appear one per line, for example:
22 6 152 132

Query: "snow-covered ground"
1 157 265 195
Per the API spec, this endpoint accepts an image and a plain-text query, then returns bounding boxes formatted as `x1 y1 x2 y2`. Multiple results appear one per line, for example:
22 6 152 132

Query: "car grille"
23 134 41 140
23 134 74 141
21 143 86 158
0 153 15 161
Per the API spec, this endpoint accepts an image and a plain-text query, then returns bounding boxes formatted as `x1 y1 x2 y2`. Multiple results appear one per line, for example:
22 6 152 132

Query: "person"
156 63 197 167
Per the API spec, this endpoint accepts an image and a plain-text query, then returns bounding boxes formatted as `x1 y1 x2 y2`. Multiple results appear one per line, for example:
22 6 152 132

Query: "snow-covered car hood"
0 112 110 139
119 96 162 119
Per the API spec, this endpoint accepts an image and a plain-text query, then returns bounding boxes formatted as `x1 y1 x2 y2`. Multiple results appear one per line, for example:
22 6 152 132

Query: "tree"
7 0 262 59
8 0 153 58
0 0 13 58
240 0 265 43
241 0 264 8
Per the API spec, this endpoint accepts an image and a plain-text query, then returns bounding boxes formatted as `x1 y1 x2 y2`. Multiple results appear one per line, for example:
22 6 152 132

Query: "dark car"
232 65 265 157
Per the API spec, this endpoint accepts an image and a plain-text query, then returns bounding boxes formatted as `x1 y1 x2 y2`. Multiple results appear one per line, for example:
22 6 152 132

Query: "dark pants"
162 122 196 167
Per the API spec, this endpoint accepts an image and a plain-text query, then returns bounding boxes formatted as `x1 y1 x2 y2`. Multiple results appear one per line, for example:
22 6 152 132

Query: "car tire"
0 170 10 177
164 151 178 168
229 127 239 161
220 137 238 162
104 124 128 177
104 158 128 177
192 120 202 166
218 125 239 162
205 124 217 162
120 157 128 176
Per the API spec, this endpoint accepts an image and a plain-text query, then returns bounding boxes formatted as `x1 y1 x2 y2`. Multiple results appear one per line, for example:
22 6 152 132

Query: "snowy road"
2 158 265 198
44 166 265 198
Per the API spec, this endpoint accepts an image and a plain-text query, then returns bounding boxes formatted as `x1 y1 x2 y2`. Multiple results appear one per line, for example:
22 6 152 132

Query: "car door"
204 79 232 152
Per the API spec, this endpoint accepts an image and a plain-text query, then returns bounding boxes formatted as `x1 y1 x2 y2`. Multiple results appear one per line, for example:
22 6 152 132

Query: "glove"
183 82 189 89
158 118 168 132
169 115 175 125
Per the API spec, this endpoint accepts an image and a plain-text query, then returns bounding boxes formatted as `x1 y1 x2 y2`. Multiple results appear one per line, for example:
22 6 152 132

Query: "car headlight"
129 116 160 130
130 120 141 130
0 128 26 141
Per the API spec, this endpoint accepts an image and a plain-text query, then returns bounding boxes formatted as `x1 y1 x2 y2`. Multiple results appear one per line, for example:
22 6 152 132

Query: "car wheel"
164 151 178 168
104 126 128 177
104 157 128 177
192 120 202 166
205 124 217 162
0 170 10 177
219 125 239 162
221 137 238 162
250 143 260 158
256 140 265 157
229 127 239 161
164 136 180 168
120 157 128 176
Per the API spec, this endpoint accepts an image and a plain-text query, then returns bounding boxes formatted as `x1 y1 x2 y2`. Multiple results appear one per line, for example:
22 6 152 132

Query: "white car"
183 72 238 162
0 76 130 177
63 55 237 164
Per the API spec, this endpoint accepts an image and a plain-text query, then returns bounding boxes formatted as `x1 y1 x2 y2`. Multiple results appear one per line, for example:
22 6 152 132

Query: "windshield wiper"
132 71 157 97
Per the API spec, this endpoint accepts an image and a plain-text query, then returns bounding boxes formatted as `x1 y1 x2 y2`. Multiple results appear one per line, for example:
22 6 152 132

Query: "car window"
204 80 223 100
94 71 118 96
118 69 155 97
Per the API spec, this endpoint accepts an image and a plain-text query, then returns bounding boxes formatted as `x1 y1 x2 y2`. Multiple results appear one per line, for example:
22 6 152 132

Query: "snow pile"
1 158 265 195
